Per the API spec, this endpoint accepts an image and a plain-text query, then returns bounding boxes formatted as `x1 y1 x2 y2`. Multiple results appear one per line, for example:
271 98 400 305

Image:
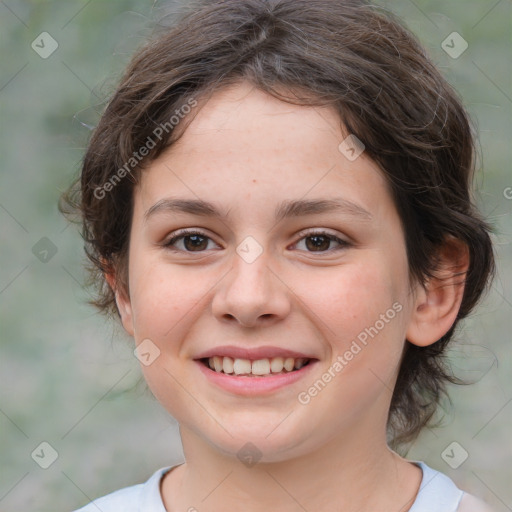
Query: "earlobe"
104 270 134 337
406 238 469 347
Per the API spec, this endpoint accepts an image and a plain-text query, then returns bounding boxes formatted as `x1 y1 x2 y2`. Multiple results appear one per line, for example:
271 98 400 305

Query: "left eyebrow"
274 197 373 223
144 197 373 223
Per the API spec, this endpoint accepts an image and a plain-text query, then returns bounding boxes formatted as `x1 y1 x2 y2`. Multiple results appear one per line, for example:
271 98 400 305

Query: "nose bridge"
231 242 271 294
212 236 290 326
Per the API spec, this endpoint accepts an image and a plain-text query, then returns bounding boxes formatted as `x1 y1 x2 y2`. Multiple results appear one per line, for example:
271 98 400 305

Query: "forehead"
136 81 392 223
170 82 346 166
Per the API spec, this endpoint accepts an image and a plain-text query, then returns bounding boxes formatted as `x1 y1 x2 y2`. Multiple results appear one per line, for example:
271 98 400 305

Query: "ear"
406 237 469 347
104 267 134 337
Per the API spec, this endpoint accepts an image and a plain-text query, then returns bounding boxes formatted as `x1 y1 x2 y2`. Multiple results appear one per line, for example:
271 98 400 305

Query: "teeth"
206 356 310 376
223 356 234 374
213 356 223 372
251 359 270 375
233 358 251 375
270 357 284 373
284 357 295 371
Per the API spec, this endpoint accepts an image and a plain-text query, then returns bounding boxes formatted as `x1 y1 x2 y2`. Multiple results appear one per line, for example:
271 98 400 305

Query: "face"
115 82 421 462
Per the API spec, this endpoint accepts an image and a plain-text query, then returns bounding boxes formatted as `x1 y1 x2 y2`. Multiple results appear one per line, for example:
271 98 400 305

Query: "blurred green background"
0 1 510 510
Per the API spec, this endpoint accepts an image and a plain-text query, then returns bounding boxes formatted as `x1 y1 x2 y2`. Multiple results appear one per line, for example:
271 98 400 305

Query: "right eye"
163 229 221 252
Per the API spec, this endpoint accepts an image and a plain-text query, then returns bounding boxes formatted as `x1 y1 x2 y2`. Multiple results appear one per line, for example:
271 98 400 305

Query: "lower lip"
195 360 318 395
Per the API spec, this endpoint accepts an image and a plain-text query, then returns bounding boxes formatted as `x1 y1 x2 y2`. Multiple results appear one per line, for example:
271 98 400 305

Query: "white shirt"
73 461 495 511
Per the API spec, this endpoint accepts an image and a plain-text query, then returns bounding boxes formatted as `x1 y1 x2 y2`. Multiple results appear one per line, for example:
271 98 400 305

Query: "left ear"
406 237 469 347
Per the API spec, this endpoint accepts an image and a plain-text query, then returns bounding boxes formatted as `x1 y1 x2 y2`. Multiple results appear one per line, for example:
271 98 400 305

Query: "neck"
162 421 422 512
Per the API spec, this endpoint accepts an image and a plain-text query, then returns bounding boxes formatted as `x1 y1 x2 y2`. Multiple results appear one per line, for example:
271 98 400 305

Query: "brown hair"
60 0 495 448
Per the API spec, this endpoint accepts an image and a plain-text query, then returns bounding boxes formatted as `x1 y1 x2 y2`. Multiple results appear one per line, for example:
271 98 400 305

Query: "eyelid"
295 227 347 240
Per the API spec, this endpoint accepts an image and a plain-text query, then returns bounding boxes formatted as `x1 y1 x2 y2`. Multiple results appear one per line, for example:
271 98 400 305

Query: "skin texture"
109 81 468 511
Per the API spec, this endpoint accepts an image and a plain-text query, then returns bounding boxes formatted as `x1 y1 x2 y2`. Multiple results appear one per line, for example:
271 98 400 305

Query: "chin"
199 421 314 465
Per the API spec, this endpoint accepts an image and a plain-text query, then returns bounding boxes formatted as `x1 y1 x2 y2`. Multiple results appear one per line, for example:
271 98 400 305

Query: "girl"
62 1 496 510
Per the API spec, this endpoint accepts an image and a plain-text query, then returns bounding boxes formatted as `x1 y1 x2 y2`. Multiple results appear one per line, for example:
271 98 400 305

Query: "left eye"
292 232 348 252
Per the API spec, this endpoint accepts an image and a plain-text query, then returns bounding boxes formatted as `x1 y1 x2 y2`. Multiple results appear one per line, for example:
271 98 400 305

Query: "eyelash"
162 229 349 254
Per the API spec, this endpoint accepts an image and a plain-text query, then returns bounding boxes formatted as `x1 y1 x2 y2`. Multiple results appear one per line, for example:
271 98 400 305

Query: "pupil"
306 235 329 251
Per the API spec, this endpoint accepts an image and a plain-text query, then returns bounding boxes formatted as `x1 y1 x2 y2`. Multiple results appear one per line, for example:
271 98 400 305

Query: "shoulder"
410 462 496 512
72 467 172 512
73 483 143 512
458 493 497 512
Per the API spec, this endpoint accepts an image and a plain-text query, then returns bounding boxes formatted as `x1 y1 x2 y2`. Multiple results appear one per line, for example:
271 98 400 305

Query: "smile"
195 356 318 395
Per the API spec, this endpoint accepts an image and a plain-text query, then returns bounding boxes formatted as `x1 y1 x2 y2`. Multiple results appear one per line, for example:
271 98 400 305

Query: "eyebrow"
144 197 373 223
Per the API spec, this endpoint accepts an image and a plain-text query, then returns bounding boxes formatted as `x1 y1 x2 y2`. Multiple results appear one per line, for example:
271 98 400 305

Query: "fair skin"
108 81 468 512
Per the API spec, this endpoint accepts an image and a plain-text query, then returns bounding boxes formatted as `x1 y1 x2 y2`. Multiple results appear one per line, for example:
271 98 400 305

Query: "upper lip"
194 345 317 361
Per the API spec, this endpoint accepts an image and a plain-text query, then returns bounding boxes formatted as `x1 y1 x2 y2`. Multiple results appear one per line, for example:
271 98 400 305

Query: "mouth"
198 356 314 377
193 346 319 394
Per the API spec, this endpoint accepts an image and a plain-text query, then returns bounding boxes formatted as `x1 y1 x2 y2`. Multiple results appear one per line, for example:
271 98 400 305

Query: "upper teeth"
208 356 308 376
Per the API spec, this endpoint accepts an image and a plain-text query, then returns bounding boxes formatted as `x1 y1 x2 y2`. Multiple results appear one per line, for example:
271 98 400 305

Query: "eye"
292 230 349 253
163 229 219 252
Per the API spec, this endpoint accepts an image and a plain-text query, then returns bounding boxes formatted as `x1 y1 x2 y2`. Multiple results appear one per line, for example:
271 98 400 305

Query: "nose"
211 247 291 328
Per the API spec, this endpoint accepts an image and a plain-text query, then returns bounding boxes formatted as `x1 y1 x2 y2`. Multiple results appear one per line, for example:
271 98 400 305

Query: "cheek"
128 260 210 338
341 265 406 358
295 258 404 344
127 260 209 415
291 261 408 427
292 254 409 397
